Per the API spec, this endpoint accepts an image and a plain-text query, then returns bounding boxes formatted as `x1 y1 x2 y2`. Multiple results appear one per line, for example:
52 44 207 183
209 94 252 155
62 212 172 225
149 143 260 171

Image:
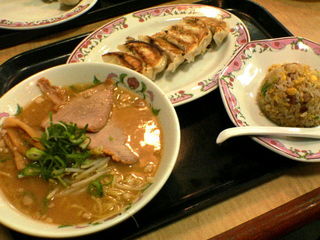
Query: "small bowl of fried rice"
257 63 320 128
219 36 320 162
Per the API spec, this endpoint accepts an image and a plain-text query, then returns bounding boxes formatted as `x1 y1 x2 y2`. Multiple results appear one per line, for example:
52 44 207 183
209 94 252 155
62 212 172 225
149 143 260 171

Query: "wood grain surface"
1 1 320 240
209 186 320 240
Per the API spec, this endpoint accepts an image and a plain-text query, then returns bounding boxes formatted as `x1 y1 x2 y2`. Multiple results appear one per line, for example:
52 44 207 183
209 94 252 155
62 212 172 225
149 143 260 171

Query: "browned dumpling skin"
59 0 81 6
139 35 185 72
102 52 145 75
118 40 168 80
102 16 229 79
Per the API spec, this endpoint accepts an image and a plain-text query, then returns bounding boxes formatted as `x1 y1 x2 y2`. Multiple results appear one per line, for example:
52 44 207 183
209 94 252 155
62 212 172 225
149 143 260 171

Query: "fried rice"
257 63 320 127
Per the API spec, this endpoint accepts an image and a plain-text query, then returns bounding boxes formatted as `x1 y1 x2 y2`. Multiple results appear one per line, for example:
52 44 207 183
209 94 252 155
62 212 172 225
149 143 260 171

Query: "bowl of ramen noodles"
0 62 180 237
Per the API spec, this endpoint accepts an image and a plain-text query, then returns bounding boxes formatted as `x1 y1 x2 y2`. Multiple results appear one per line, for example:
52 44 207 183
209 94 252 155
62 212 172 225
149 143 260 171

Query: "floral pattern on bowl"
0 0 97 30
67 4 250 106
219 36 320 162
106 73 160 115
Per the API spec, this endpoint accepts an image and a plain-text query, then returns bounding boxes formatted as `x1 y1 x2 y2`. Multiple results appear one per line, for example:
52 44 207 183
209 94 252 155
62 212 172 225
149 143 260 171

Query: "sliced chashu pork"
37 78 68 110
87 120 138 164
41 82 114 133
39 79 136 164
2 117 42 170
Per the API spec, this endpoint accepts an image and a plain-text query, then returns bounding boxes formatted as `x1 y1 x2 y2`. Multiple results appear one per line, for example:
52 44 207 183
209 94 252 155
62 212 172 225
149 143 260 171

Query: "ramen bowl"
0 62 180 237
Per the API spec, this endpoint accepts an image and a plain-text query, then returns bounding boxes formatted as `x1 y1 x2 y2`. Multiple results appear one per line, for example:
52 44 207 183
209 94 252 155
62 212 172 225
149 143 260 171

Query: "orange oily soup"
0 80 162 225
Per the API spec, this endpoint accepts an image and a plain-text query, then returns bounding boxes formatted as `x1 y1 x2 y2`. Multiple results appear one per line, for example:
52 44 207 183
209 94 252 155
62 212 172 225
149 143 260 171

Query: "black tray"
0 0 173 49
0 0 298 239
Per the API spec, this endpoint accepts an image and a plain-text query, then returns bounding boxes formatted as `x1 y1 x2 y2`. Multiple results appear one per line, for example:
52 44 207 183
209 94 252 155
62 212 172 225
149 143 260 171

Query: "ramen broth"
0 81 162 225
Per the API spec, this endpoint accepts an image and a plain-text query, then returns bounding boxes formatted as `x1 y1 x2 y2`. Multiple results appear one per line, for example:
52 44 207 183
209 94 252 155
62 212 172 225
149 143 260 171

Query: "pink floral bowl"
0 62 180 237
219 36 320 162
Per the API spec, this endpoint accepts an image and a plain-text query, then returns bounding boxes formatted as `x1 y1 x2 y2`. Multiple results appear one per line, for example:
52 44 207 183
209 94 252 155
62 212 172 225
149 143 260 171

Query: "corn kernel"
280 73 286 81
286 87 298 95
293 78 303 84
310 75 318 82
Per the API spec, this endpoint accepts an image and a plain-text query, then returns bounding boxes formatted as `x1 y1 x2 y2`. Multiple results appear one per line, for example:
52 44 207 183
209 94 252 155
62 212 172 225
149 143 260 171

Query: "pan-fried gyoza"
0 77 162 225
60 0 81 5
102 16 229 80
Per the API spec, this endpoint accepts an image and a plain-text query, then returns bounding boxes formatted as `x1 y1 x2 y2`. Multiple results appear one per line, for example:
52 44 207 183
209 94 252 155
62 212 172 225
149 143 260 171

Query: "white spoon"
216 126 320 144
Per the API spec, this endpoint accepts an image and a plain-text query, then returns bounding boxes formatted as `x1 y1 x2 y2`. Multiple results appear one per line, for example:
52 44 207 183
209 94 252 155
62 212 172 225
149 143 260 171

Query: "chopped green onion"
52 168 65 177
56 176 68 187
79 138 91 150
261 82 273 96
102 174 113 186
141 182 152 192
18 165 41 178
88 179 104 198
87 174 112 198
26 147 45 161
0 158 9 163
69 134 85 145
20 120 92 183
93 76 102 85
15 104 23 116
152 107 160 116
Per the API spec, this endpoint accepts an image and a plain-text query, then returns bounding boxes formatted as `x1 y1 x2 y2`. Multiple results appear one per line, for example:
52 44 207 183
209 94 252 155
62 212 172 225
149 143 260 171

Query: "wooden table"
1 0 320 239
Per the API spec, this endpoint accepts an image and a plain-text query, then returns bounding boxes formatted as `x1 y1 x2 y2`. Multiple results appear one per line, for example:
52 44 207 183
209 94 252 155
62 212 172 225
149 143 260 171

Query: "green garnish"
19 121 91 183
152 107 160 116
88 178 104 197
87 174 113 198
18 163 41 177
40 197 50 215
141 183 152 192
261 82 273 96
15 104 23 116
125 204 132 211
93 75 102 85
26 148 45 161
58 225 72 228
91 222 102 226
0 158 9 163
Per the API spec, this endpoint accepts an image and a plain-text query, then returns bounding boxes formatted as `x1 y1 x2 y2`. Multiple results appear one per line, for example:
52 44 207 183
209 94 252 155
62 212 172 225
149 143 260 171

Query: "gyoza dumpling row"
102 16 229 80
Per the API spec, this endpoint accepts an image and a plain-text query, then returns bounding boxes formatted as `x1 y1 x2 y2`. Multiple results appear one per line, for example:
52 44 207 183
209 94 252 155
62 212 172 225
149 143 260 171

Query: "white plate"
219 36 320 162
0 0 97 30
68 4 250 106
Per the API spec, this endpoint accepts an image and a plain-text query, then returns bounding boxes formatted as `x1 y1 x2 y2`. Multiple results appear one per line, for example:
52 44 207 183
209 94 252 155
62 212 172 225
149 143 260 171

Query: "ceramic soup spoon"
216 126 320 144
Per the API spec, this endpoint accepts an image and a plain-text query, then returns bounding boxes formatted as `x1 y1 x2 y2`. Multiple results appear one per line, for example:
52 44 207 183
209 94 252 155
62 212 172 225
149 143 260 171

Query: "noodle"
75 158 109 180
57 171 107 197
0 171 11 178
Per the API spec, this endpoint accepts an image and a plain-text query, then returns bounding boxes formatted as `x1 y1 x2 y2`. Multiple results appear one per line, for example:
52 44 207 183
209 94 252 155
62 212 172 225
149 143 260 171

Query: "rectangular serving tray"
0 0 298 239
